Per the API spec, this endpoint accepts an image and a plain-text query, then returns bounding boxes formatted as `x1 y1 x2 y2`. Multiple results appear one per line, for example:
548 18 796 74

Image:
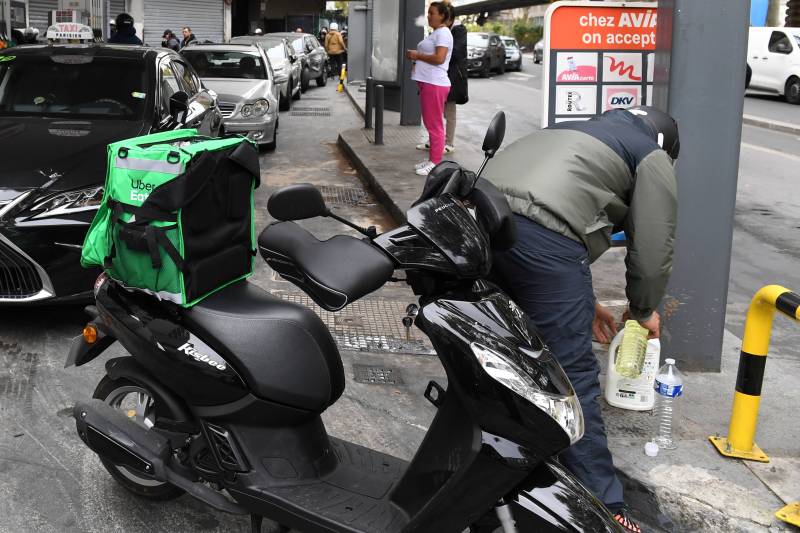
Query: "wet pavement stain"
0 341 40 411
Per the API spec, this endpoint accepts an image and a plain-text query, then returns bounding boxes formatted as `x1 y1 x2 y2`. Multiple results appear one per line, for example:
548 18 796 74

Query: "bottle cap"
665 358 675 365
644 441 659 457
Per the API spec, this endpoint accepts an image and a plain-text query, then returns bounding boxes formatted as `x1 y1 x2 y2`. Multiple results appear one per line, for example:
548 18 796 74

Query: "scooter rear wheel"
92 376 185 501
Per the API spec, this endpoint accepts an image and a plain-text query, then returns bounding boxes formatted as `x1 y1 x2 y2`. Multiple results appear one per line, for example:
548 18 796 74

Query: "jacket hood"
0 117 147 191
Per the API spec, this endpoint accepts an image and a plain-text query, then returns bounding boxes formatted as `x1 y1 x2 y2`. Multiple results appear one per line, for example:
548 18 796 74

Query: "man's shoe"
613 507 642 533
415 161 436 176
415 142 430 151
444 144 455 154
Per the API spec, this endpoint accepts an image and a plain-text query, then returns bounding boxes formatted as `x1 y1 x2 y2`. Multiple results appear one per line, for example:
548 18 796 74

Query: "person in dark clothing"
181 27 196 48
108 13 142 45
488 106 680 533
161 30 180 51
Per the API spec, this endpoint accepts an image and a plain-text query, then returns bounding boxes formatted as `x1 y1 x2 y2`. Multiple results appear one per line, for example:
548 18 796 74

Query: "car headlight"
470 342 584 444
30 186 104 218
241 99 269 117
470 48 487 58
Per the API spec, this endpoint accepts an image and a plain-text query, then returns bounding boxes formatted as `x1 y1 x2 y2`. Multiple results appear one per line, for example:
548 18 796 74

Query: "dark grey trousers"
493 215 624 512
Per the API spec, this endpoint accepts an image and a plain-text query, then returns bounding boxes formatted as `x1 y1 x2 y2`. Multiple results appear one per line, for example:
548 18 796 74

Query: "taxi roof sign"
46 23 94 42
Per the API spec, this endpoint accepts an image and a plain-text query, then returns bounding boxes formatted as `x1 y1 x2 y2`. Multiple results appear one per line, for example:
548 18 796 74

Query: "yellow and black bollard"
709 285 800 462
708 285 800 526
337 63 347 93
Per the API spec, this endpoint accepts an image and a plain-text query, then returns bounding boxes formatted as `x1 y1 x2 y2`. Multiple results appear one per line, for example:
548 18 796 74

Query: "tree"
334 1 349 17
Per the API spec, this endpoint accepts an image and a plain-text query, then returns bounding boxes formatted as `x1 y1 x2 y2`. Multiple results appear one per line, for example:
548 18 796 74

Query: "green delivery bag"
81 129 261 306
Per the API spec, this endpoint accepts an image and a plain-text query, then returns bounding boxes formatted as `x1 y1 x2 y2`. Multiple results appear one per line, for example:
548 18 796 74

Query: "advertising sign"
542 1 657 127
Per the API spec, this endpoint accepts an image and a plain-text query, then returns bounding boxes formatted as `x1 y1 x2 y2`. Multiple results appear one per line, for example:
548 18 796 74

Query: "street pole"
652 1 751 372
400 0 423 125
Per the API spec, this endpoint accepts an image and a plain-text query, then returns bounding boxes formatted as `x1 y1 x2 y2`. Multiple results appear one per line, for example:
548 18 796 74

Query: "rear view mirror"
169 91 190 123
268 184 328 221
482 111 506 158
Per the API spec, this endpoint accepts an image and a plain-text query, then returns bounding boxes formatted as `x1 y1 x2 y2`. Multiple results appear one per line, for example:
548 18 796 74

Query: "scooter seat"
258 222 395 311
182 281 345 412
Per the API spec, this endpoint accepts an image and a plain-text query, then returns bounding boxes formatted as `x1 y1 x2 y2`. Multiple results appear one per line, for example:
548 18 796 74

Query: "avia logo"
605 56 642 81
178 342 227 371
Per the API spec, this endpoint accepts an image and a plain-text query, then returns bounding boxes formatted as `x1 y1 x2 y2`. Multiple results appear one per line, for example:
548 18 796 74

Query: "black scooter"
66 113 622 533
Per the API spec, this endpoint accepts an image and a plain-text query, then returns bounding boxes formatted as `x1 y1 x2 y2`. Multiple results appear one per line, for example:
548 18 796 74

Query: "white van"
747 27 800 104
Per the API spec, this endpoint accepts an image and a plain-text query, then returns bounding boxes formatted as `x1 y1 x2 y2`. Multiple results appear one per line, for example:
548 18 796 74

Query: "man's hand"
623 309 661 339
592 302 618 344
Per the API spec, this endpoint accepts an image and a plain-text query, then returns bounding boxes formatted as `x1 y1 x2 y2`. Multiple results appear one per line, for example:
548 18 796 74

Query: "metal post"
375 84 384 145
365 76 374 129
399 0 423 126
652 0 751 372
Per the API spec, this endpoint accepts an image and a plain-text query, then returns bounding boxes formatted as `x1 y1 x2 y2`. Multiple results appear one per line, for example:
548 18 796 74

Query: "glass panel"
371 0 400 82
182 50 267 80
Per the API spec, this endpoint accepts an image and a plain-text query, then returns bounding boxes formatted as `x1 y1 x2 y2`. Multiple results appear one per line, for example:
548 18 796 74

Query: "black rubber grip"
735 351 767 396
776 292 800 319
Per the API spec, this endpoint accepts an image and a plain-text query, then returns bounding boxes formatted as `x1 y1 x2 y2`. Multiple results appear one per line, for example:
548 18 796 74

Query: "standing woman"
406 1 453 176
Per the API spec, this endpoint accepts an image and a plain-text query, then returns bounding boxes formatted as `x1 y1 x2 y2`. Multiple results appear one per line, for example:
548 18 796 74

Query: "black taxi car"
0 42 222 304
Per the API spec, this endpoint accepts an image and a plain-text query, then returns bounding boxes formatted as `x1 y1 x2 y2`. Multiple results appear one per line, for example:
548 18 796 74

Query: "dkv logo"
605 88 638 110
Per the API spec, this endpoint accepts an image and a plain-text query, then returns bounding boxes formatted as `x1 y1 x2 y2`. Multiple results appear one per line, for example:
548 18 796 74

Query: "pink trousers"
418 82 451 164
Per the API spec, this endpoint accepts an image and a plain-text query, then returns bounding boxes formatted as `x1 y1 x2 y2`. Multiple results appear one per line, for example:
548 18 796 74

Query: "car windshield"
468 34 489 47
182 50 267 80
502 38 518 48
262 41 286 64
289 37 304 55
0 55 147 120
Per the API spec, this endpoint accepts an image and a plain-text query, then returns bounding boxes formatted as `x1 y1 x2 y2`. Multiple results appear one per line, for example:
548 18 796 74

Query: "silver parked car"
500 36 523 71
533 38 544 64
231 35 302 111
182 43 280 150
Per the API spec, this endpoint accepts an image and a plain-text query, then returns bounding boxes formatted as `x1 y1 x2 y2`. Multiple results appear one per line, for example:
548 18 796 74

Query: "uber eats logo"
130 179 156 202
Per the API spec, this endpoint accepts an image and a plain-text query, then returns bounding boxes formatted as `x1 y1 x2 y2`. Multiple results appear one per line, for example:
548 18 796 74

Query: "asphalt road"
461 55 800 362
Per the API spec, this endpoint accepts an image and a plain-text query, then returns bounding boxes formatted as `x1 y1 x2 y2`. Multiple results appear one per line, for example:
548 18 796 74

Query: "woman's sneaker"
613 507 642 533
414 160 432 170
415 142 430 151
415 161 436 176
444 144 455 154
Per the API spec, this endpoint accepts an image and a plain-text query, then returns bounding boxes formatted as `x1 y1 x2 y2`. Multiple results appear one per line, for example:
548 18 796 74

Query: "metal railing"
708 284 800 527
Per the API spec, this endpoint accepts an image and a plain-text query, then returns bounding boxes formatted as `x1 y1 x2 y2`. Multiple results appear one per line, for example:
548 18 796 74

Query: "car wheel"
279 83 291 111
745 65 751 90
534 54 541 64
480 63 490 78
92 377 185 501
516 60 522 71
301 68 310 93
316 71 327 87
786 76 800 104
497 61 506 75
292 83 301 101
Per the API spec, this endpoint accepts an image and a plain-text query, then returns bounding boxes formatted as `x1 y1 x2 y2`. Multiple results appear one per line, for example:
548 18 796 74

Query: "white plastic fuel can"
604 328 660 410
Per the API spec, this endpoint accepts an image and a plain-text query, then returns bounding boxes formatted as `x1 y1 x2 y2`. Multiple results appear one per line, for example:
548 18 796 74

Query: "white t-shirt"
411 26 453 87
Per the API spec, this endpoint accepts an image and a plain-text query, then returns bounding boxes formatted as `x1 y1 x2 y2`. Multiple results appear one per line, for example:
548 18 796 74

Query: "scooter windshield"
405 194 491 279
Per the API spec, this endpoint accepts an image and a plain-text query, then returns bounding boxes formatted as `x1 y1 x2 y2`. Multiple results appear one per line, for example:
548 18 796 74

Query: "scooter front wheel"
92 376 185 501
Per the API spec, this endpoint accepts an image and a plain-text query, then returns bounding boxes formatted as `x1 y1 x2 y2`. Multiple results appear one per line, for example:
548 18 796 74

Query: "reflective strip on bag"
114 157 184 175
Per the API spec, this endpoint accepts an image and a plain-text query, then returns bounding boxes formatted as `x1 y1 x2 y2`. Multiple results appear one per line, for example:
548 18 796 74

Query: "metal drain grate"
300 96 329 101
318 185 369 206
290 106 331 117
353 364 403 385
275 292 434 355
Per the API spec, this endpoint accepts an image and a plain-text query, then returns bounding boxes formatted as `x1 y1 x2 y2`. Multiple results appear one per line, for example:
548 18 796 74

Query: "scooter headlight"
470 342 584 444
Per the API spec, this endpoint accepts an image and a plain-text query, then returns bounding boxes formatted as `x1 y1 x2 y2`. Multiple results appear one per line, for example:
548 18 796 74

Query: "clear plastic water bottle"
653 358 684 450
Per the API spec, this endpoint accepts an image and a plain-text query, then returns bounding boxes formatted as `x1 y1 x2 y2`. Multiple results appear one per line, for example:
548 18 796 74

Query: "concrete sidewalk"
338 82 799 532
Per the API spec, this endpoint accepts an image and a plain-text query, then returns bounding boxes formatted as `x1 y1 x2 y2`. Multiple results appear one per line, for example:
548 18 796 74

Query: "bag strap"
109 199 177 223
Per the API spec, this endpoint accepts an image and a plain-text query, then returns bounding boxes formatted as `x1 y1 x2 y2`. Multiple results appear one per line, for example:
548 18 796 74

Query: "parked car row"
0 30 329 306
467 32 524 77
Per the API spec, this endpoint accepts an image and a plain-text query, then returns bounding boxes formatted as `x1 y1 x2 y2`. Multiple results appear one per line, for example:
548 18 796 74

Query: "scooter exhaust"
73 400 247 515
